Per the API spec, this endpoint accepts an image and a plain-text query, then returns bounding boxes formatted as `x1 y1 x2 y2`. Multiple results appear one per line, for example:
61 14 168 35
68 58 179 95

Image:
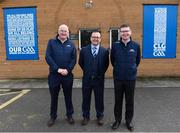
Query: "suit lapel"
87 45 93 58
98 47 102 69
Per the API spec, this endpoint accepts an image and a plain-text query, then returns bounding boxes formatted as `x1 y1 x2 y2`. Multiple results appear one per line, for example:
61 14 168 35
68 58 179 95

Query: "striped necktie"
92 47 97 57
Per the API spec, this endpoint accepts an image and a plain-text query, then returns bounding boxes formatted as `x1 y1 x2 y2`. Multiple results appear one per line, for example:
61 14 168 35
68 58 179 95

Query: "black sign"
70 34 78 40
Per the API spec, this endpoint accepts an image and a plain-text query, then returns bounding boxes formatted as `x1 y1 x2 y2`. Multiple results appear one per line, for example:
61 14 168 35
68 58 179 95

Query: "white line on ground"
0 89 30 110
0 89 11 92
0 91 22 96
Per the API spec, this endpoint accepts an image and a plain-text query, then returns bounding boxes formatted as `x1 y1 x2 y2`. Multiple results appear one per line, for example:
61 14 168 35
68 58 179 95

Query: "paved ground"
0 78 180 89
0 78 180 132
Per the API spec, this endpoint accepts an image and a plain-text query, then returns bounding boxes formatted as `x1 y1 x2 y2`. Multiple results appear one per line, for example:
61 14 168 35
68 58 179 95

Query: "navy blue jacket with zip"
110 39 141 80
45 36 77 74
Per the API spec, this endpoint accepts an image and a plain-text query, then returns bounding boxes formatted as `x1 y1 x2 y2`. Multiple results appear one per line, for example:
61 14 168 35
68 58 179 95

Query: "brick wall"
0 0 179 79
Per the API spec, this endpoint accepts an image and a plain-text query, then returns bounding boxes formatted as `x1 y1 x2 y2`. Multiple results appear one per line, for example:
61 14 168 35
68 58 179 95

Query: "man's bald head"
58 24 69 41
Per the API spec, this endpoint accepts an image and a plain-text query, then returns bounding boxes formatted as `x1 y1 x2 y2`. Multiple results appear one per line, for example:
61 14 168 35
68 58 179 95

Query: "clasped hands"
57 68 68 76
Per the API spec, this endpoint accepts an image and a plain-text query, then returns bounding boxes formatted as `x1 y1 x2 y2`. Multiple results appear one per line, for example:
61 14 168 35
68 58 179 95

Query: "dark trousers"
48 73 74 120
114 80 135 123
82 78 104 119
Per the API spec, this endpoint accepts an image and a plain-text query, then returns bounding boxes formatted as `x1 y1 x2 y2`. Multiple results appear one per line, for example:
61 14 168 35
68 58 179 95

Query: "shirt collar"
91 44 100 49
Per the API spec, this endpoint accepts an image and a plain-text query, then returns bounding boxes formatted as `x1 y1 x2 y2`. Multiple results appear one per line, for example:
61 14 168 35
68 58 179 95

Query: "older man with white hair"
45 24 77 127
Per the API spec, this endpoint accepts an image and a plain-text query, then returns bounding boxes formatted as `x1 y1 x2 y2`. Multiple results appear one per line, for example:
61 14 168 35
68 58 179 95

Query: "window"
109 28 120 49
79 28 100 49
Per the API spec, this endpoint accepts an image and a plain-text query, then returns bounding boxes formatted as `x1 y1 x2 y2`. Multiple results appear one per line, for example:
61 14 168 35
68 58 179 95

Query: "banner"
3 7 38 60
143 5 178 58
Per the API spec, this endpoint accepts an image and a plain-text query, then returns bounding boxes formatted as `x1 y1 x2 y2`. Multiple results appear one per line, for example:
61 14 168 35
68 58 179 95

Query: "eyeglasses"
59 30 68 33
120 30 130 33
91 36 101 39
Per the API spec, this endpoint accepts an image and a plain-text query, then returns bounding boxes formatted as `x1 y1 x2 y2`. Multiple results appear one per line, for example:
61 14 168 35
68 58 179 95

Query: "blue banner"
3 7 38 60
143 5 178 58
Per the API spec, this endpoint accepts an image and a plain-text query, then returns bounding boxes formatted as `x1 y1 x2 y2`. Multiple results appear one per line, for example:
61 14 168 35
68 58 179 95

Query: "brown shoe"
47 119 55 127
67 117 75 125
81 117 89 125
97 117 104 126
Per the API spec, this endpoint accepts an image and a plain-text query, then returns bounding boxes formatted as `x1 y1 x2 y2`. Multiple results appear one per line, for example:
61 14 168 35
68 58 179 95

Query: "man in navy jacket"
111 24 141 131
79 31 109 126
45 24 77 127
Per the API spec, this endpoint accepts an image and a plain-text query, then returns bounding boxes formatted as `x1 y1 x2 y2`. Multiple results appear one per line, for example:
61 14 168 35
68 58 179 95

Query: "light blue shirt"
91 44 100 55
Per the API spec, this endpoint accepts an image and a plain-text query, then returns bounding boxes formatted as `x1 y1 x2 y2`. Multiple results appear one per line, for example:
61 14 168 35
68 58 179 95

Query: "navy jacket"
45 36 77 74
79 45 109 79
111 39 141 80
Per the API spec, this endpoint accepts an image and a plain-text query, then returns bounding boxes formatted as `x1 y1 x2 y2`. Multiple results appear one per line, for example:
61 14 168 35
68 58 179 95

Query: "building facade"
0 0 179 79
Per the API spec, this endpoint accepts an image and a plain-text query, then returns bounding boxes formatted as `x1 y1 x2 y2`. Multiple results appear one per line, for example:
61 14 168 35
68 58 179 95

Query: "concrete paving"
0 78 180 132
0 77 180 89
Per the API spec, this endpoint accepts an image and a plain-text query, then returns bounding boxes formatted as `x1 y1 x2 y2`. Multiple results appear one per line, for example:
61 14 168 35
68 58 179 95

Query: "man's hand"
57 68 68 76
61 69 68 76
58 68 64 74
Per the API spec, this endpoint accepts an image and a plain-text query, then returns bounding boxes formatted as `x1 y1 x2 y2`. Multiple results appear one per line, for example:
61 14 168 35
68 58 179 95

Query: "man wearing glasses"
111 24 141 131
45 24 77 127
79 31 109 126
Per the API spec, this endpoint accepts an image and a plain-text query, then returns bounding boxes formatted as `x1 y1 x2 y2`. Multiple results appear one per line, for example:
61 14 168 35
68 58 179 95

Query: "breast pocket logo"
129 49 135 53
66 45 71 47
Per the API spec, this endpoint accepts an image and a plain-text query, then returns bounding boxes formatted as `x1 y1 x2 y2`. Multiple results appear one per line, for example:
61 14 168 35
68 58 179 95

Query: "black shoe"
111 121 120 130
97 117 104 126
126 122 134 131
67 117 75 125
47 119 55 127
81 117 89 125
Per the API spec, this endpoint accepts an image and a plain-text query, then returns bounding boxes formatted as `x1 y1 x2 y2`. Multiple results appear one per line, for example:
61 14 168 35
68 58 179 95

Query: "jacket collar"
120 37 132 46
56 34 69 44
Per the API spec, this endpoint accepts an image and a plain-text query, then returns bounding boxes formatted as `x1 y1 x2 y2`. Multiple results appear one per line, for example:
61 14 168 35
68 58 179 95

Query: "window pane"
79 29 99 48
